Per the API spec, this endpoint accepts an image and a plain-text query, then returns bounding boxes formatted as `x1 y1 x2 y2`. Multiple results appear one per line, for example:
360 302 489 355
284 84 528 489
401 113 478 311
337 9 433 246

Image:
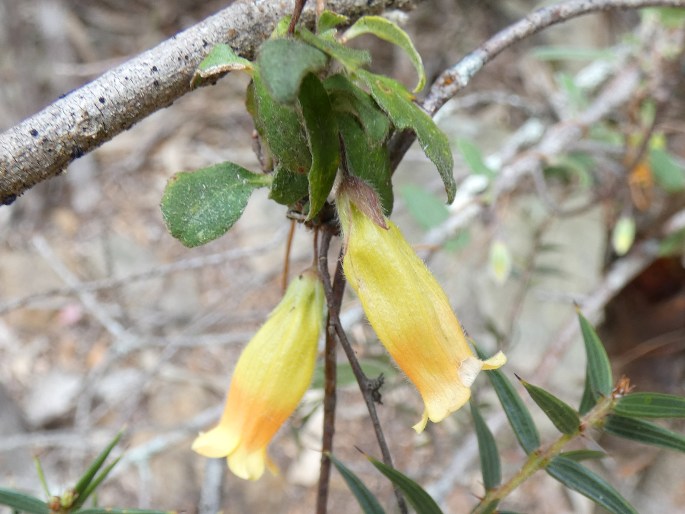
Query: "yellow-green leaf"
611 216 635 256
191 44 253 88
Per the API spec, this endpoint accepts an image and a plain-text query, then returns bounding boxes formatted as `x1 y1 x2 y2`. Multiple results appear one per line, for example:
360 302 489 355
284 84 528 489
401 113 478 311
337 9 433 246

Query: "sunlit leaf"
366 455 443 514
257 38 327 104
604 415 685 452
577 312 613 413
519 378 580 435
297 27 371 71
338 114 393 214
615 392 685 419
298 73 340 219
161 163 270 247
357 70 455 203
329 454 385 514
470 401 501 491
191 44 253 88
546 457 637 514
344 16 426 92
476 347 540 454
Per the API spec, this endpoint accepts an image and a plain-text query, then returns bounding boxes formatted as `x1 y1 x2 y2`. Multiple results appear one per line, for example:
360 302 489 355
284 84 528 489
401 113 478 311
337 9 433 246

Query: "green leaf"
604 415 685 452
559 450 607 462
650 148 685 192
269 165 309 205
0 488 49 514
161 162 270 247
615 392 685 419
456 138 495 179
658 227 685 257
317 10 348 33
298 73 340 219
344 16 426 92
191 44 253 88
297 27 371 71
577 312 613 413
257 38 328 104
366 456 443 514
476 347 540 454
546 457 637 514
75 456 122 509
249 71 312 179
358 70 455 203
74 430 124 497
328 454 386 514
519 377 580 435
470 401 501 491
400 185 448 229
325 74 391 145
338 114 393 214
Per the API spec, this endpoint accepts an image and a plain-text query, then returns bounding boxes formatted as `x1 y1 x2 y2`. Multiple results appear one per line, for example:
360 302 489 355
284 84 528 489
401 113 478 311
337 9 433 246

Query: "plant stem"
472 394 617 513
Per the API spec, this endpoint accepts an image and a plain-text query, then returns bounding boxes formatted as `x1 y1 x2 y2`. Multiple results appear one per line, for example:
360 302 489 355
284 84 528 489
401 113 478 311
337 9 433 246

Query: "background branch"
0 0 417 204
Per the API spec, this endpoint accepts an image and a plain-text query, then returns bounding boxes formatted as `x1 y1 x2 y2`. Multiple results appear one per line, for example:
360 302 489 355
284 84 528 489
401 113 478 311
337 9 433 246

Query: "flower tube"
192 269 325 480
336 187 505 433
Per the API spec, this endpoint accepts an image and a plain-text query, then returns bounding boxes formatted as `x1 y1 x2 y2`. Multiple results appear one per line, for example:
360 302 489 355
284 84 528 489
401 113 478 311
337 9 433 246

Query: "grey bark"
0 0 416 205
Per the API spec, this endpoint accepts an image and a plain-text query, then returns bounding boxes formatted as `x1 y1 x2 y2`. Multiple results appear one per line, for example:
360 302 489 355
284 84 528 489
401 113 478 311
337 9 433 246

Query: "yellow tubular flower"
337 191 505 433
192 269 325 480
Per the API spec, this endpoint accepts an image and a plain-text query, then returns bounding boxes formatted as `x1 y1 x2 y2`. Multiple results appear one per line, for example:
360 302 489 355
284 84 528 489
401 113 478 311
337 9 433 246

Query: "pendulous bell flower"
192 268 325 480
336 184 505 433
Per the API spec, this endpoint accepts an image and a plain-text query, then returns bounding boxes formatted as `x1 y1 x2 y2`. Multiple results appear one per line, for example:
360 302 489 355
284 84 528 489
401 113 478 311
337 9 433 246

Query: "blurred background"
1 1 684 512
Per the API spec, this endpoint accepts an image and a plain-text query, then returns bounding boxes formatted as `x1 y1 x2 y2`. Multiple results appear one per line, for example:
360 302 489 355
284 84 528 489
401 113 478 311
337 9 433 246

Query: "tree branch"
0 0 417 205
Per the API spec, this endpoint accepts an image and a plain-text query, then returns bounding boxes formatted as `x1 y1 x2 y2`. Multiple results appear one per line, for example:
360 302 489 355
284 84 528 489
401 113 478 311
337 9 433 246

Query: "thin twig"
283 220 297 291
288 0 309 35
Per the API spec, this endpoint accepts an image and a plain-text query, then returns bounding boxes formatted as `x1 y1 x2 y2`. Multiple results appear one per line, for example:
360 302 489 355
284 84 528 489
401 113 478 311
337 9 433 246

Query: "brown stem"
288 0 309 35
282 219 297 292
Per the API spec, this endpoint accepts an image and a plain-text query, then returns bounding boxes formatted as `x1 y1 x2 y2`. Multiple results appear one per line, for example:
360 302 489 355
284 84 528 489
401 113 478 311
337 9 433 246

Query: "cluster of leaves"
160 11 454 248
330 313 685 514
0 432 173 514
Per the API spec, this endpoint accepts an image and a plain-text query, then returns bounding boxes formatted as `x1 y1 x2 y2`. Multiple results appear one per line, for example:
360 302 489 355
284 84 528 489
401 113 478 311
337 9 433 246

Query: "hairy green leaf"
358 70 455 203
519 378 580 435
604 415 685 452
546 457 637 514
191 44 252 87
338 114 393 214
297 27 371 71
476 347 540 454
269 165 309 205
329 454 386 514
578 312 613 413
161 163 270 247
317 10 348 33
615 392 685 419
257 38 327 104
298 73 340 219
0 488 49 514
367 455 443 514
344 16 425 92
470 401 501 491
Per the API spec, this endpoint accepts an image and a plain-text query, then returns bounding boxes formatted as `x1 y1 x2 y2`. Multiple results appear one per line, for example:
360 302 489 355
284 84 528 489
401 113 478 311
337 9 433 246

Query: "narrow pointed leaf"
0 488 49 514
297 27 371 71
338 114 393 214
470 401 501 490
325 74 390 145
328 454 385 514
366 455 443 514
161 163 270 247
357 70 455 203
248 71 311 178
476 347 540 454
559 450 607 462
317 10 348 33
615 392 685 418
74 430 124 496
191 44 253 87
546 457 637 514
519 378 580 435
604 415 685 452
579 380 595 415
344 16 425 92
74 456 122 509
257 38 327 104
298 73 340 219
578 312 613 411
